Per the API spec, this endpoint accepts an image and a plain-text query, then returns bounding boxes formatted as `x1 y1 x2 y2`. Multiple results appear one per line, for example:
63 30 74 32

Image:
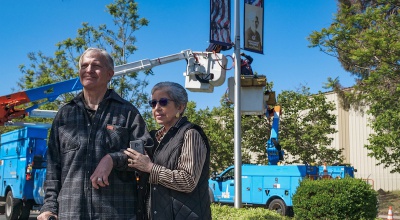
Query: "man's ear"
108 69 114 80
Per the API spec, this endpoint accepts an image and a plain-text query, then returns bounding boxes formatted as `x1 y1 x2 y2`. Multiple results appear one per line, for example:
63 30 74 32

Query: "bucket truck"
208 105 355 216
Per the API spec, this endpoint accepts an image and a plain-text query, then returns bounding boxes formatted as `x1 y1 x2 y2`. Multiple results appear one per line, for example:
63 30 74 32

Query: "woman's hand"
124 148 153 173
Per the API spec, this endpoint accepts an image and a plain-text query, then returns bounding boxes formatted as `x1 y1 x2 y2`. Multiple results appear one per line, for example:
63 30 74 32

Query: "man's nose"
86 65 94 72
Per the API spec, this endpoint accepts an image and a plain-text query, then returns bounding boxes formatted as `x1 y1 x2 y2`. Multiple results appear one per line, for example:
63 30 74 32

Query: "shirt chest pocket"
58 125 81 153
105 124 129 152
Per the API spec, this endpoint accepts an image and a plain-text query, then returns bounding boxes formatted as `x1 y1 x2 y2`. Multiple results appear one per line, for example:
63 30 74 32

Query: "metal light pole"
233 0 242 209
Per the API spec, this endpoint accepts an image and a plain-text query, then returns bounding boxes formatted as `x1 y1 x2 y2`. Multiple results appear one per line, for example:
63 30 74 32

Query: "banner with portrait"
244 0 264 54
210 0 232 47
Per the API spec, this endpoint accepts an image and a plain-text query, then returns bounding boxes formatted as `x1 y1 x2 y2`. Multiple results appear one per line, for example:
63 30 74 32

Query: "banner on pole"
244 0 264 54
210 0 232 47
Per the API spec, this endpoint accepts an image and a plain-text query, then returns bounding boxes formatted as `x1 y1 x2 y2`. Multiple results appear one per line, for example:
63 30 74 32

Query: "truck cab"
319 164 355 179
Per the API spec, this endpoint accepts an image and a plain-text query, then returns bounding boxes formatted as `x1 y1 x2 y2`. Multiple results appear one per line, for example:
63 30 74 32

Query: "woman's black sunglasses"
149 98 174 108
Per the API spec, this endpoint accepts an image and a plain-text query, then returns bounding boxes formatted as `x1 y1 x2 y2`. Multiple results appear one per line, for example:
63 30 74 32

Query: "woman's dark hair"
151 82 188 115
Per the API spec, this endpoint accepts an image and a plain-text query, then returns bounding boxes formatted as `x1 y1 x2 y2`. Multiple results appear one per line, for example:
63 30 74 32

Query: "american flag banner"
245 0 262 7
210 0 232 47
244 0 264 54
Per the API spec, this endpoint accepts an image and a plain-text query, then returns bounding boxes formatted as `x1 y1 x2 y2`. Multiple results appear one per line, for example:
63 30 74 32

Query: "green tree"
185 99 235 172
16 0 151 120
308 0 400 172
241 114 270 164
187 93 271 171
184 86 342 170
278 86 343 164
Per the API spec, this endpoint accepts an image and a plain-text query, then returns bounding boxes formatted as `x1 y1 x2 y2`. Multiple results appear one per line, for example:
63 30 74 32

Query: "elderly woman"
125 82 211 220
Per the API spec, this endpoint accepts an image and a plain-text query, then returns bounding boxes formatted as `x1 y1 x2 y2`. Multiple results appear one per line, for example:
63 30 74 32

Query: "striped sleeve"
148 129 207 193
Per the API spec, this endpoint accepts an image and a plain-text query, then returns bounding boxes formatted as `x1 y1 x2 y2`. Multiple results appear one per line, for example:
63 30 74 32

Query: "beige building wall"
325 93 350 164
325 92 400 191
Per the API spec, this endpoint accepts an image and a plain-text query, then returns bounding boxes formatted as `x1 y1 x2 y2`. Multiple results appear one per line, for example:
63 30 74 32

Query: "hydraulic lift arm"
0 49 227 125
266 106 284 165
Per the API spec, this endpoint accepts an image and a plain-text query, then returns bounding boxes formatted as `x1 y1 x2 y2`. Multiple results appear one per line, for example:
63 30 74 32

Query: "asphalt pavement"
378 214 400 219
0 211 39 220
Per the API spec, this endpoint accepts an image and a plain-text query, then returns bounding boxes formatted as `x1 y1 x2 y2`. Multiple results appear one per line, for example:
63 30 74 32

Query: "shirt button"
153 187 156 190
154 211 157 215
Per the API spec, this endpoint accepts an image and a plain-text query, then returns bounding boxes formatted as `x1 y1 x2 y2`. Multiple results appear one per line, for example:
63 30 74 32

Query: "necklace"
156 127 167 142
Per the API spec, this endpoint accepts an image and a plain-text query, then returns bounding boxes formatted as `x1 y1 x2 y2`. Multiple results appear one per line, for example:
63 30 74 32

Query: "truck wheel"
20 200 33 219
268 198 287 216
5 191 22 220
208 187 214 203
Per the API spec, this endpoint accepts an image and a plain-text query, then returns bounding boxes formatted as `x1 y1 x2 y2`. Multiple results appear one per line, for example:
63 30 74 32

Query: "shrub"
292 177 378 220
211 203 287 220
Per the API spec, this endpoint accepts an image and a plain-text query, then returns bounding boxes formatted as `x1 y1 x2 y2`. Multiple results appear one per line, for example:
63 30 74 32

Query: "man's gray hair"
151 82 188 114
79 48 114 71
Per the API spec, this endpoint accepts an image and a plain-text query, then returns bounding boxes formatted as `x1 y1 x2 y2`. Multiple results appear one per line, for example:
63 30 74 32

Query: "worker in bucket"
241 52 254 75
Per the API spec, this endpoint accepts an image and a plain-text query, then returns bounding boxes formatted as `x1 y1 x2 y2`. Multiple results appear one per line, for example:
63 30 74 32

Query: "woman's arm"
149 129 207 193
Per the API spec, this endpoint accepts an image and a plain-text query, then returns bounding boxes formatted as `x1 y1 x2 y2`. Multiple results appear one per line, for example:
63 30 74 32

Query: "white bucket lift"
228 76 268 115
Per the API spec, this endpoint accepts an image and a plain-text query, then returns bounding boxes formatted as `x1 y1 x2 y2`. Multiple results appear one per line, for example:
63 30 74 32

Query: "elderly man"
38 48 153 220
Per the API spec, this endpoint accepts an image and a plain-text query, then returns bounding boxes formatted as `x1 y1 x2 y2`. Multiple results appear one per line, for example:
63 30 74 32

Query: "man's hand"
90 154 113 189
37 211 57 220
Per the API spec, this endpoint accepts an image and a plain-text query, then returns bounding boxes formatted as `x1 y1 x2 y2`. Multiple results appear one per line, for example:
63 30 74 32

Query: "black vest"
150 117 211 220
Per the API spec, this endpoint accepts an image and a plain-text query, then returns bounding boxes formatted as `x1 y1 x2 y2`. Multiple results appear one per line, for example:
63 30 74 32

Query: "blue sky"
0 0 355 111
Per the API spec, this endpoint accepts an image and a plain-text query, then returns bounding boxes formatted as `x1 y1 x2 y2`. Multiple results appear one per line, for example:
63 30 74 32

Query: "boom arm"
0 78 83 125
266 106 284 165
114 50 192 77
0 49 227 125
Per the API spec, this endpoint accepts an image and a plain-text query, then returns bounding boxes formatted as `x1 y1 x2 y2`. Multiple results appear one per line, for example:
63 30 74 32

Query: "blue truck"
208 106 356 216
208 164 355 216
0 127 48 220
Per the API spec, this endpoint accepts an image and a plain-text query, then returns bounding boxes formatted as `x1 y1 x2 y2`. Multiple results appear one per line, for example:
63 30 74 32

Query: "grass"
211 190 400 219
377 190 400 217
